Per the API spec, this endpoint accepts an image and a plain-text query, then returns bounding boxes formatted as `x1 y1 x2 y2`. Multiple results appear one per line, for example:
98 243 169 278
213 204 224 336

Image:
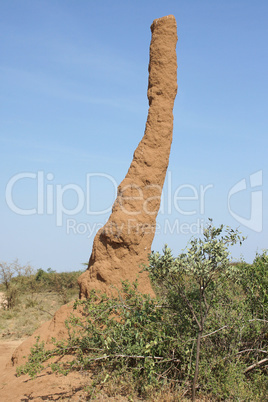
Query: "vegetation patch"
0 264 82 339
13 221 267 401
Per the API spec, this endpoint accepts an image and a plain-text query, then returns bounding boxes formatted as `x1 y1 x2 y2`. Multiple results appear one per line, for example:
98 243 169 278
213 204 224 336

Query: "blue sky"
1 0 267 271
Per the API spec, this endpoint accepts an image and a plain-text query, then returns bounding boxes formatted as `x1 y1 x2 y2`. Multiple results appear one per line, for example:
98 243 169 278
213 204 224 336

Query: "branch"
202 291 210 314
236 349 267 355
86 354 181 364
201 325 228 338
38 308 54 317
249 319 268 324
244 358 268 373
178 288 201 330
200 317 268 340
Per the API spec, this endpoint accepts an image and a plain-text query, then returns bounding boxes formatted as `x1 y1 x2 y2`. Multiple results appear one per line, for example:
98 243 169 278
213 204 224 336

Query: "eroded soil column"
79 15 178 297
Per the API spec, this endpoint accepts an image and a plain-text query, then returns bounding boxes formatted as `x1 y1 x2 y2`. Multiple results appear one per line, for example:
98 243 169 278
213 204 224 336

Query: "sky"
1 0 267 272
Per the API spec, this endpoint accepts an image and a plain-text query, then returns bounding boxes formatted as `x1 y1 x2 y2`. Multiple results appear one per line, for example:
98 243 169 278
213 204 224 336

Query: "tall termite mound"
11 15 177 367
78 15 178 298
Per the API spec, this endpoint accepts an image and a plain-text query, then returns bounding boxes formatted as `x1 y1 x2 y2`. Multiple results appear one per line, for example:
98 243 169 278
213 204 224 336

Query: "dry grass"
0 290 78 340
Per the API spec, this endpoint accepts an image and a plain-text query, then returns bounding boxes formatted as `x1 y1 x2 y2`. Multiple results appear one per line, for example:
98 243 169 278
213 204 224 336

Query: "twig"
236 349 267 355
38 308 53 317
201 325 228 338
200 317 267 340
249 319 268 324
86 354 180 363
244 358 268 373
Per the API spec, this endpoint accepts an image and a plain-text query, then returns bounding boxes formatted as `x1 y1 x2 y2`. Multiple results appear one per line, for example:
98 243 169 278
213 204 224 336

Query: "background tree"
0 259 35 309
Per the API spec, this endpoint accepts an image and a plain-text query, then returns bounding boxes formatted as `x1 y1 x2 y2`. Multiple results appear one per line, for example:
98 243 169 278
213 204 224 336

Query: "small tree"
0 259 35 309
146 219 245 401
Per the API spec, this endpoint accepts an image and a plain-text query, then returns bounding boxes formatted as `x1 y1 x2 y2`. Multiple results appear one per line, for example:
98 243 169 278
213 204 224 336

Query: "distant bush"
35 268 82 303
0 261 82 308
0 260 35 308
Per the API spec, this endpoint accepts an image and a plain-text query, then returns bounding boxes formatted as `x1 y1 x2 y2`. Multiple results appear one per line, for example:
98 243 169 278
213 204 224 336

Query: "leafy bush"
238 251 268 319
0 260 35 309
17 281 183 396
16 222 267 401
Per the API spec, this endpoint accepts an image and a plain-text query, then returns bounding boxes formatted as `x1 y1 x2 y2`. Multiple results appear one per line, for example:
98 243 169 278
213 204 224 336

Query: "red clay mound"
1 15 178 401
79 14 178 298
11 302 74 366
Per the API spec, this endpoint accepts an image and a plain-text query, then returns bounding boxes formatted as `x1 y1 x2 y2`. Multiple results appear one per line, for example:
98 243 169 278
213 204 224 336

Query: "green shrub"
238 251 268 319
16 222 267 401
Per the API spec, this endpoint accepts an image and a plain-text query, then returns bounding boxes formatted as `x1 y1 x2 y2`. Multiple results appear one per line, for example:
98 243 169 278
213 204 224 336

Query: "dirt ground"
0 338 132 401
0 294 131 401
0 339 90 401
0 295 89 400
